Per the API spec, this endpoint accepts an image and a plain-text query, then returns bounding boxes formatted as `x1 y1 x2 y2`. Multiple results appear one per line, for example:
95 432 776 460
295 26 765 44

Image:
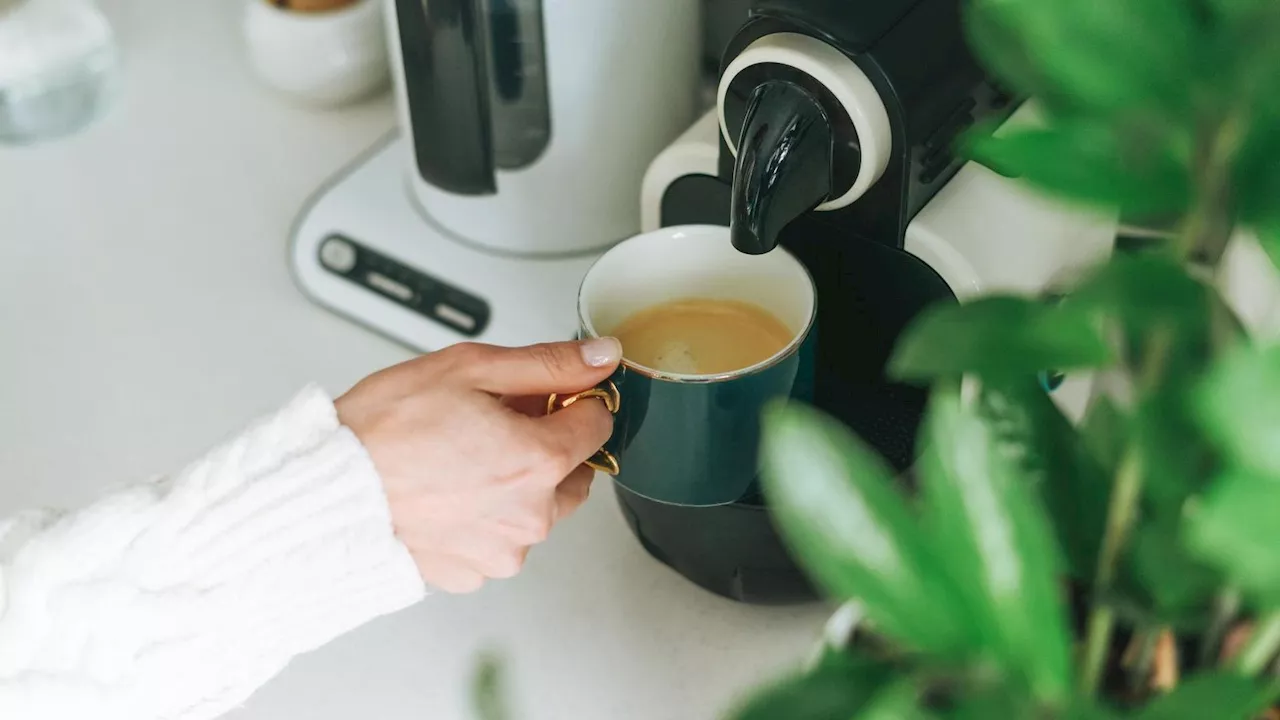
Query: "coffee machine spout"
729 80 834 255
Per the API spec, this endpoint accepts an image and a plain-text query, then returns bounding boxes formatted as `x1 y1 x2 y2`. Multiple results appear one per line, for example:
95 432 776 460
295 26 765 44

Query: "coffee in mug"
610 297 793 375
548 224 817 507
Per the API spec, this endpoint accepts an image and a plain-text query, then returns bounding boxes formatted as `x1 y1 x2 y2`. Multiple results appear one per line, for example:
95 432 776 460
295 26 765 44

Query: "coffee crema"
610 297 793 375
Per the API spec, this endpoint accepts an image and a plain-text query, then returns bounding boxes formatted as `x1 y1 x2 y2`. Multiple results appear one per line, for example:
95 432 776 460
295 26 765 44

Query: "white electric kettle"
384 0 703 257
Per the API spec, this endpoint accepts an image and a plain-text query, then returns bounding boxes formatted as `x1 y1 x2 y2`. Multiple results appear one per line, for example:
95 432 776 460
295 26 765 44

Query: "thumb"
457 337 622 395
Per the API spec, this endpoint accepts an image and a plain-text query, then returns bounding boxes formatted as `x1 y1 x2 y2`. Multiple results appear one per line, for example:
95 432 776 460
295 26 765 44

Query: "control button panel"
319 236 358 273
316 233 491 337
366 271 415 302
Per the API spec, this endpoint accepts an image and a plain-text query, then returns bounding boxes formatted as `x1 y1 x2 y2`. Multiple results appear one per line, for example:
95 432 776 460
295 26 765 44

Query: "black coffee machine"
614 0 1034 605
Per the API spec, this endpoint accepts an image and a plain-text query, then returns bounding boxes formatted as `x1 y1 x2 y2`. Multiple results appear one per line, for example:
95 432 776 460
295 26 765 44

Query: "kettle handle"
393 0 497 195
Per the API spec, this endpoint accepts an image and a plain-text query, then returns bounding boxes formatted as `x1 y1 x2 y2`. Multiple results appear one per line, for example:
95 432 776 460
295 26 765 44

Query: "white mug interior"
578 224 816 380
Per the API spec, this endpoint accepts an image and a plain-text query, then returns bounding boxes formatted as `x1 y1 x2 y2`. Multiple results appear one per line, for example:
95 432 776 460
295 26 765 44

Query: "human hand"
334 338 622 594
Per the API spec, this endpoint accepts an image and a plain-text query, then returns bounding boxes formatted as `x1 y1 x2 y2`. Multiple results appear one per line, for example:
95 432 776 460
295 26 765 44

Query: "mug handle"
546 380 622 476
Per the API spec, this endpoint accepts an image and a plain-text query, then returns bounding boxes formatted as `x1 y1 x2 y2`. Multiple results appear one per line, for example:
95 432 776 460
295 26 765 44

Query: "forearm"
0 385 426 720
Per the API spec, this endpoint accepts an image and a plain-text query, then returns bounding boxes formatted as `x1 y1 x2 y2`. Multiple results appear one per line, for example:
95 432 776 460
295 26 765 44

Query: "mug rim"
577 224 818 384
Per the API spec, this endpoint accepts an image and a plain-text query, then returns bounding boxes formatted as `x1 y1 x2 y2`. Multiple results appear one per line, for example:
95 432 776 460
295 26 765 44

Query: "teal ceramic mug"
548 224 817 507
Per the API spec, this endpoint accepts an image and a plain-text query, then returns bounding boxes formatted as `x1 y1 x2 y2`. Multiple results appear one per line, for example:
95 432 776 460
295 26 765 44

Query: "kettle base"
289 132 600 353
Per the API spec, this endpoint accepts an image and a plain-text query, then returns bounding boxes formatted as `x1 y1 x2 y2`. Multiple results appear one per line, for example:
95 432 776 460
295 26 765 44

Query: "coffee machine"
290 0 702 351
620 0 1119 605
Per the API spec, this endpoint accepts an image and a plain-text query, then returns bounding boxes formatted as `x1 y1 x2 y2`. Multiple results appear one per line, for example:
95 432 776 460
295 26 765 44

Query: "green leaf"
471 653 510 720
1080 395 1127 474
942 686 1035 720
724 650 897 720
964 0 1200 116
947 691 1121 720
1253 222 1280 276
1121 518 1221 628
890 296 1112 384
1186 469 1280 606
1064 251 1233 368
1135 672 1272 720
1195 343 1280 477
1062 699 1127 720
856 680 932 720
1236 122 1280 229
962 121 1190 215
918 386 1073 703
1065 253 1215 340
977 379 1109 583
1225 5 1280 225
1133 387 1217 517
960 7 1070 111
759 401 973 656
1208 0 1277 25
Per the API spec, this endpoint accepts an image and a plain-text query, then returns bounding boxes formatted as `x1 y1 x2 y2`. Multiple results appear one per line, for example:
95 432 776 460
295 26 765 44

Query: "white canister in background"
0 0 119 144
242 0 389 108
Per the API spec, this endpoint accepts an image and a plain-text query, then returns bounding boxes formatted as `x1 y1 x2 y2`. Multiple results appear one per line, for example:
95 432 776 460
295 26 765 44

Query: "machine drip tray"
612 483 821 606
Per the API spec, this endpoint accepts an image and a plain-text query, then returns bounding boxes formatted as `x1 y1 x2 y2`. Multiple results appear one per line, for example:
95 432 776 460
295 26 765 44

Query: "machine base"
289 132 601 353
613 485 821 606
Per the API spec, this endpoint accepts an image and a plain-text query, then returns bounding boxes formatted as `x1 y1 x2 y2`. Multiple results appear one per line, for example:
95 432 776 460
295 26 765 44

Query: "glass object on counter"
0 0 119 145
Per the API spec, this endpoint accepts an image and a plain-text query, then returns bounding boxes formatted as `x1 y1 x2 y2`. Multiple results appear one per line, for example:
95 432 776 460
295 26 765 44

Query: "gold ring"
585 450 620 476
545 381 620 415
546 381 621 476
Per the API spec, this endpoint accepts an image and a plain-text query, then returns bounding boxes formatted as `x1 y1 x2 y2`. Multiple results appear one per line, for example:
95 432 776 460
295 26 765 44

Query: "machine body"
619 0 1117 605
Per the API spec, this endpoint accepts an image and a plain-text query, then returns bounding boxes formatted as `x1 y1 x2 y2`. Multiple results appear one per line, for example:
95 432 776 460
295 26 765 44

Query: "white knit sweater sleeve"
0 384 427 720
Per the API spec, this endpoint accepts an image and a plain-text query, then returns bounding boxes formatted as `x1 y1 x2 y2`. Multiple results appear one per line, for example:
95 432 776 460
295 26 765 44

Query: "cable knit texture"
0 385 427 720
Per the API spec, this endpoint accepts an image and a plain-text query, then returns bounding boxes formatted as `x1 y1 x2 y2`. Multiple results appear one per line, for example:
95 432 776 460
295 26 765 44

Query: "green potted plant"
723 0 1280 717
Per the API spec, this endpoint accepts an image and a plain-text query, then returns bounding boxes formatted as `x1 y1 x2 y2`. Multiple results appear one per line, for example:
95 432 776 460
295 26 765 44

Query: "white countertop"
0 1 831 719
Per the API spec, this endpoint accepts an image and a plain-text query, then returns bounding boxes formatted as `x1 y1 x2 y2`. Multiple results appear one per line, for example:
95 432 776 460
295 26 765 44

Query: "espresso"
611 297 793 375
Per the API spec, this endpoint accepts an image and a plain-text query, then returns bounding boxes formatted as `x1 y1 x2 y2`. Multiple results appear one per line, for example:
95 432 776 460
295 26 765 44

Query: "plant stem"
1260 676 1280 710
1200 590 1242 667
1127 626 1162 695
1236 612 1280 675
1078 321 1177 696
1080 609 1117 697
1176 115 1242 268
1079 448 1146 696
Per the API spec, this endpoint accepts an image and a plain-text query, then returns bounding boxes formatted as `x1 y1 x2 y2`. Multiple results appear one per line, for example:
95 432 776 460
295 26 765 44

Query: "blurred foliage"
737 0 1280 717
472 653 510 720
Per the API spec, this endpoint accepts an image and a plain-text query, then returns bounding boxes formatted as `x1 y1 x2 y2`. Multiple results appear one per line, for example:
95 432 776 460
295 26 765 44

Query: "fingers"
414 543 531 591
499 394 548 418
444 338 622 396
452 540 531 581
529 398 614 479
554 465 595 522
415 467 594 594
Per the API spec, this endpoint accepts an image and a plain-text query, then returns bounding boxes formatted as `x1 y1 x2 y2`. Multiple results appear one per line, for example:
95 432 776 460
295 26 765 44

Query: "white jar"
242 0 389 108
